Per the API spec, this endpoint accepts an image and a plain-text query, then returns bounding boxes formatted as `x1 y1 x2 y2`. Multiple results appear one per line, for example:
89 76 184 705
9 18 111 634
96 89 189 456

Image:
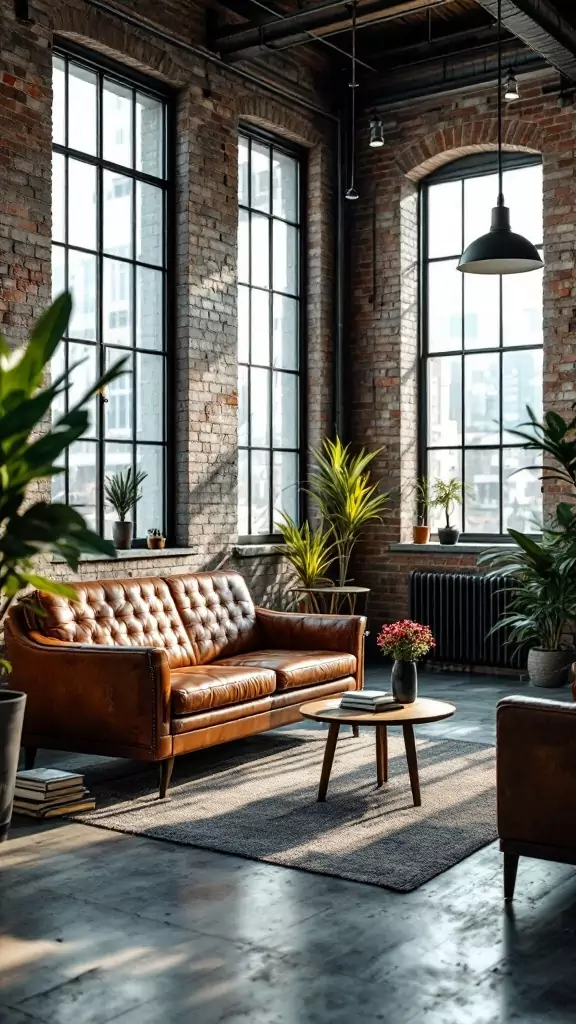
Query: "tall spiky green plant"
0 291 127 644
104 468 147 522
275 512 335 609
308 437 389 586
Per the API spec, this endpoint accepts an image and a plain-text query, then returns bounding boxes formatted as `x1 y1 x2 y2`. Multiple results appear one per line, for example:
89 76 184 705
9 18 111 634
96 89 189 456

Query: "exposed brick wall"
348 76 575 629
0 0 335 605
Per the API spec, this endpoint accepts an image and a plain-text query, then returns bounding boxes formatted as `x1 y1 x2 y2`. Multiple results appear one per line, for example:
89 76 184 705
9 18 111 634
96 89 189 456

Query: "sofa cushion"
165 572 259 664
170 664 276 715
217 650 357 690
30 578 194 669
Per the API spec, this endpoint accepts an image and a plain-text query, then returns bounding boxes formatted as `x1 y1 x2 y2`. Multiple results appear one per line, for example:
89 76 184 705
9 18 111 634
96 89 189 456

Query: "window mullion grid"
460 177 466 534
499 273 504 536
247 138 253 536
63 57 70 507
268 145 273 536
97 67 105 538
131 87 138 539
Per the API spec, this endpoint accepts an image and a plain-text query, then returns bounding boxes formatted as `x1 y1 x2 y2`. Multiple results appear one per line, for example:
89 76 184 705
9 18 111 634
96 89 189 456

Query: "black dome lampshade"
458 196 544 275
457 0 543 277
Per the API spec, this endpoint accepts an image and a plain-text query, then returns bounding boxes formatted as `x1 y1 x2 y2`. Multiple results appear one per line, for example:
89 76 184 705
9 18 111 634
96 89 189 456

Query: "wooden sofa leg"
504 852 519 901
159 757 175 800
352 725 360 738
24 747 37 770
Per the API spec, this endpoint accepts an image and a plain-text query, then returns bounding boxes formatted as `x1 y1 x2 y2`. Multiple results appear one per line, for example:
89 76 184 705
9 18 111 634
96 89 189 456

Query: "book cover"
15 769 84 791
14 786 87 805
13 798 96 818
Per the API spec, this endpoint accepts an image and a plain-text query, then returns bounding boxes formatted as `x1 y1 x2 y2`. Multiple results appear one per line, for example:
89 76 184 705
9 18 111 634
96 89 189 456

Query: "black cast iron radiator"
409 571 526 671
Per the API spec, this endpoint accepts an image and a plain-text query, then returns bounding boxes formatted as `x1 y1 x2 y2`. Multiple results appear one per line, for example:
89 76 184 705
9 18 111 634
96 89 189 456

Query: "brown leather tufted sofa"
6 570 366 797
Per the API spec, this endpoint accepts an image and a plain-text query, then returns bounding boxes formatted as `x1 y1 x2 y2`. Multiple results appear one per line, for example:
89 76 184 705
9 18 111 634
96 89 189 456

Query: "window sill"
49 547 197 564
389 542 515 555
233 543 286 558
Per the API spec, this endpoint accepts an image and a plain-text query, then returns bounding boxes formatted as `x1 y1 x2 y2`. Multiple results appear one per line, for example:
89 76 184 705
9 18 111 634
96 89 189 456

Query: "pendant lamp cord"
497 0 503 205
349 0 357 191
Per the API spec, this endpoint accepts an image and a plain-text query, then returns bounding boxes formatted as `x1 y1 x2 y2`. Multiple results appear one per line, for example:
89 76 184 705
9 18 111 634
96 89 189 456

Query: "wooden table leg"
376 726 388 787
352 724 359 738
402 723 421 807
318 723 340 802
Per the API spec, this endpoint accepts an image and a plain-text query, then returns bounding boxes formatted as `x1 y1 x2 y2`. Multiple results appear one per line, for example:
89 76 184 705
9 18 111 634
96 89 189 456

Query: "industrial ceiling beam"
474 0 576 81
363 38 547 107
211 0 448 61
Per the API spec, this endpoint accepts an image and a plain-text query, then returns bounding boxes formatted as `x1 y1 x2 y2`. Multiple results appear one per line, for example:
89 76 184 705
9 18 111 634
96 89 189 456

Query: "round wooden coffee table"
299 696 456 807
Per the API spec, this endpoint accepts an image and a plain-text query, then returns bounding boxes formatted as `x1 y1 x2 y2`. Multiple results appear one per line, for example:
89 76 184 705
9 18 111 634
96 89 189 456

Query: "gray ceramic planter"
527 648 575 688
0 689 26 841
113 520 133 550
438 526 460 545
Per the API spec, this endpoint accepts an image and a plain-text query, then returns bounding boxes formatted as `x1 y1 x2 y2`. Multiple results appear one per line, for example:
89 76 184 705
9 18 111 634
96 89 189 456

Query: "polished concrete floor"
2 670 576 1024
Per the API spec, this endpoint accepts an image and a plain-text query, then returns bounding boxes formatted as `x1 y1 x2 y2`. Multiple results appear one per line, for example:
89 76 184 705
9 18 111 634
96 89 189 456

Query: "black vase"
391 660 418 704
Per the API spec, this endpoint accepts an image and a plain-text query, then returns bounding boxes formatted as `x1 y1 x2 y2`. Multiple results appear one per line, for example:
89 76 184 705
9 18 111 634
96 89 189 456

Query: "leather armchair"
497 695 576 899
6 571 366 797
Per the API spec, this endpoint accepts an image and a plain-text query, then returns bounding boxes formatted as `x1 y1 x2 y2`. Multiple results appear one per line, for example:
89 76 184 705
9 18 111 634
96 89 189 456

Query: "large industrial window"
421 154 543 536
51 47 171 540
237 129 303 539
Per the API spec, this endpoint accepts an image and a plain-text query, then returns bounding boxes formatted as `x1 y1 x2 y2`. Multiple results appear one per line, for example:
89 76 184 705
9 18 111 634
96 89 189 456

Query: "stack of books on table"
340 690 404 712
13 769 95 818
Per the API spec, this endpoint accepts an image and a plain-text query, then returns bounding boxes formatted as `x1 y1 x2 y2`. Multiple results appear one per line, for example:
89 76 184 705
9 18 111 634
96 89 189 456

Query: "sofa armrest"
497 695 576 848
5 617 172 760
255 607 367 688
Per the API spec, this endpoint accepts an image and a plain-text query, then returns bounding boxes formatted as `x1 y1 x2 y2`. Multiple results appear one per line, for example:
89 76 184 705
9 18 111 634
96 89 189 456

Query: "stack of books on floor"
13 769 96 818
340 690 404 712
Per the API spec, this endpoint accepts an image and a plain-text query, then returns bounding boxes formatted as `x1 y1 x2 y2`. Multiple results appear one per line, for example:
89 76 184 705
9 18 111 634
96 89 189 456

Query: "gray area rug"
78 728 496 892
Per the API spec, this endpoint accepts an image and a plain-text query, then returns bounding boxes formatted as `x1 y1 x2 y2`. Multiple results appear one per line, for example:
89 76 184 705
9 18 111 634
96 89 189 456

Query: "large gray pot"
113 520 133 550
527 648 575 688
0 689 26 842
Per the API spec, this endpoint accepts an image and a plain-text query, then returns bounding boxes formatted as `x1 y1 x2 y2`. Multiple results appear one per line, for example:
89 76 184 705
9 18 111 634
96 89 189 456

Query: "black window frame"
237 124 307 544
419 151 544 541
51 40 176 545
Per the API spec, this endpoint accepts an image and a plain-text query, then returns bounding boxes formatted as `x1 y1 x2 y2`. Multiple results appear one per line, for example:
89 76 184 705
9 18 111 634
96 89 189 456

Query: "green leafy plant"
416 477 433 526
104 468 147 522
308 437 389 585
479 530 576 651
148 528 164 538
0 291 127 635
275 513 335 610
431 478 466 529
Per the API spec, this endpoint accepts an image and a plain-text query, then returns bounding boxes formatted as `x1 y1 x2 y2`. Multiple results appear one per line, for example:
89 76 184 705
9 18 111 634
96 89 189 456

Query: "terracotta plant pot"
0 689 27 842
527 647 575 688
391 660 418 704
413 525 430 545
147 536 166 550
438 525 460 545
113 520 133 550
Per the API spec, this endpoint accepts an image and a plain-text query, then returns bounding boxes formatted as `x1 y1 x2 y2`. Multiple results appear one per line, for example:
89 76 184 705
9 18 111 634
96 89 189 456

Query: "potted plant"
376 619 436 703
413 478 432 544
431 478 465 545
104 468 147 550
308 437 389 586
147 528 166 550
480 530 576 687
0 292 125 840
275 513 335 612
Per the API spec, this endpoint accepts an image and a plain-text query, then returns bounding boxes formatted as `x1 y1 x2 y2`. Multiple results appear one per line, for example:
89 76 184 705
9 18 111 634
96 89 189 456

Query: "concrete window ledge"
233 544 286 558
49 548 197 564
389 542 514 555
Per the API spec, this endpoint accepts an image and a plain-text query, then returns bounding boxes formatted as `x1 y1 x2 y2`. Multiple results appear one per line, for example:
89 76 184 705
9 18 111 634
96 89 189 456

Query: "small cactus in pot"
147 528 166 550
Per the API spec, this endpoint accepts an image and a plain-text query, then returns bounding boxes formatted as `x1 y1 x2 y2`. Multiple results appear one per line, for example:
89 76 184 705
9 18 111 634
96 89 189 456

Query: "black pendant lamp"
345 0 359 200
457 0 543 275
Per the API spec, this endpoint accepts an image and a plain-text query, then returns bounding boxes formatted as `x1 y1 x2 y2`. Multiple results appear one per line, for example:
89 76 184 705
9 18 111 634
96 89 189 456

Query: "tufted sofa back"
165 571 259 664
28 577 195 669
27 571 260 669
